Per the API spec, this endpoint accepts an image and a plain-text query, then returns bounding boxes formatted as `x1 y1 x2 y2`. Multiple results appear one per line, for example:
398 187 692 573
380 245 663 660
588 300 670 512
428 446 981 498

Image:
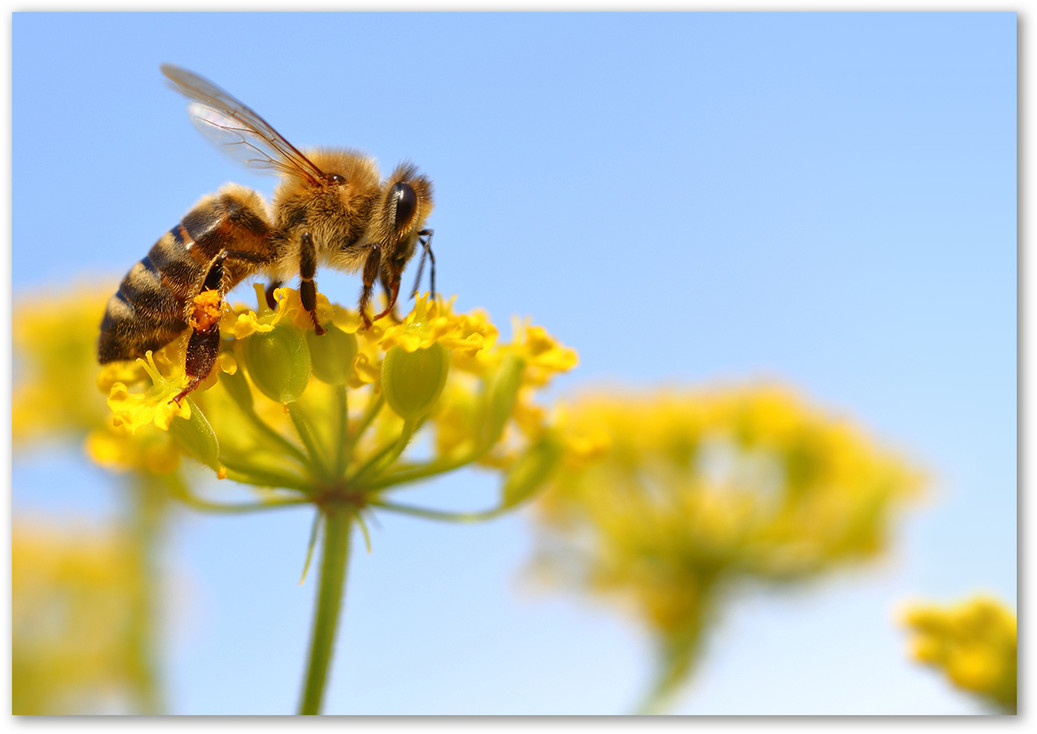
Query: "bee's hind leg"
172 248 271 404
299 232 326 335
173 252 229 404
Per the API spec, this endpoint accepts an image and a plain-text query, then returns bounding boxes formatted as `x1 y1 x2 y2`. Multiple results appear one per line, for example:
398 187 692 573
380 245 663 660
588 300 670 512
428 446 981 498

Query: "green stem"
333 384 349 478
361 444 487 491
287 402 330 479
180 493 308 514
243 405 310 466
369 497 506 524
299 504 353 715
349 419 416 486
127 474 168 714
634 614 708 715
166 470 308 513
342 393 384 472
219 458 314 492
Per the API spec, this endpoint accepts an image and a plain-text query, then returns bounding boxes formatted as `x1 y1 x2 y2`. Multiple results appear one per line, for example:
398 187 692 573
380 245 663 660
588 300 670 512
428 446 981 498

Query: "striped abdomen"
98 185 272 363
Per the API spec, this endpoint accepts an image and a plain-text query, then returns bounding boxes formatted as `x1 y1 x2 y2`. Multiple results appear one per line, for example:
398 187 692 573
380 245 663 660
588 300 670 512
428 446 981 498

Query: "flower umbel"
530 385 923 713
100 286 577 713
104 288 573 498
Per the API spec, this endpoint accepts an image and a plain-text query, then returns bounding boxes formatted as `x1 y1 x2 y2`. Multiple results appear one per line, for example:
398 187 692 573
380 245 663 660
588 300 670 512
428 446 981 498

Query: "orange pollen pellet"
189 290 222 331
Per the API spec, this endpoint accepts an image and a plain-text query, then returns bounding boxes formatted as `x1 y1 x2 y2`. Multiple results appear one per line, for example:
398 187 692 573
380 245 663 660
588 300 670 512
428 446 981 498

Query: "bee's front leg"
378 268 402 323
410 229 436 300
173 252 228 404
373 262 401 322
299 232 326 336
358 245 381 329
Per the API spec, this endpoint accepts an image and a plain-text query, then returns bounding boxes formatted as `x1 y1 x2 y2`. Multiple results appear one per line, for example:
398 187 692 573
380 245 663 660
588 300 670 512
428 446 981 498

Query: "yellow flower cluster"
100 287 577 517
12 285 113 442
531 384 924 711
901 596 1016 712
12 519 145 714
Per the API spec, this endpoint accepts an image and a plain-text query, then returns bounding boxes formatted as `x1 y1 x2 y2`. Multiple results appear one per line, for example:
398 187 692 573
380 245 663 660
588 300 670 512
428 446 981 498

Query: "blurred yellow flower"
13 519 154 714
531 384 924 712
13 284 188 716
13 286 186 476
901 596 1016 713
13 285 115 442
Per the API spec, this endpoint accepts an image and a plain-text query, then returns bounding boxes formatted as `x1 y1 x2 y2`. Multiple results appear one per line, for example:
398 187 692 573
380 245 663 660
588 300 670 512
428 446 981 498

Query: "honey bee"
98 64 435 401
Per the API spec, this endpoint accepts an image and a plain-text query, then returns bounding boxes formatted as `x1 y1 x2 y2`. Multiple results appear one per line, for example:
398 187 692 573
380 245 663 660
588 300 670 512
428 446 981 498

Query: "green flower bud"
306 324 358 386
242 323 311 404
481 354 526 447
168 398 221 472
382 343 449 421
501 433 563 509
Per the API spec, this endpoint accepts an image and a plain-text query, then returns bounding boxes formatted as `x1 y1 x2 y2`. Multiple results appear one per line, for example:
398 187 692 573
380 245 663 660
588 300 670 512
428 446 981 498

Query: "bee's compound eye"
390 182 417 231
325 173 345 185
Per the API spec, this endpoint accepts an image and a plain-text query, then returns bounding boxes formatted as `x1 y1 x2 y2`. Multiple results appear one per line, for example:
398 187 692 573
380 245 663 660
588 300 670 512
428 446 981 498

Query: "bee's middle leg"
299 232 326 335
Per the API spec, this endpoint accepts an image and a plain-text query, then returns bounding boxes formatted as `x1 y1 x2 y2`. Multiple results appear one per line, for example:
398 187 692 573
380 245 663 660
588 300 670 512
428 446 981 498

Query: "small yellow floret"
511 320 579 386
379 294 497 356
105 351 191 433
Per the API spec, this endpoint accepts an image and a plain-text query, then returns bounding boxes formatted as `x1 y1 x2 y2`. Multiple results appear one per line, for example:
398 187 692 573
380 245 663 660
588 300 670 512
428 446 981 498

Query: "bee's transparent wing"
185 101 300 176
162 64 325 185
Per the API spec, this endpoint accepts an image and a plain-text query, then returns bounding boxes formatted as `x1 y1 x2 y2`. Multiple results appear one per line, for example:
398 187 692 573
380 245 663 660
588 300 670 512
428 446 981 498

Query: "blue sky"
11 12 1016 714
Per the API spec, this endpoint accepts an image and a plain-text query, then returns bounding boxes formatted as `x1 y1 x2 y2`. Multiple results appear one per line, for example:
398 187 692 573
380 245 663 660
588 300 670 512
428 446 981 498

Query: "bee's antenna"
410 229 436 300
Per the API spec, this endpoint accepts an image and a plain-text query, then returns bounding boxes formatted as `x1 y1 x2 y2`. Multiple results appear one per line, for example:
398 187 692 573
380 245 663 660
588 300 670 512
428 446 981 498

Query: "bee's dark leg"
171 248 272 404
373 265 400 322
378 268 401 323
409 229 436 299
358 246 381 329
173 252 228 404
299 232 325 335
265 280 283 310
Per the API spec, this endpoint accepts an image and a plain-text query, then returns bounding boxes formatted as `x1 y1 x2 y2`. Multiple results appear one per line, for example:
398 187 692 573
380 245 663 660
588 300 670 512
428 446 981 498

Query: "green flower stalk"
100 286 577 714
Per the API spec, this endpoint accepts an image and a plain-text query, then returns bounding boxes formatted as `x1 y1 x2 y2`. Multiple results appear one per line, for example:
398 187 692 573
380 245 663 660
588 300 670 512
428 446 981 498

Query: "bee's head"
373 163 434 266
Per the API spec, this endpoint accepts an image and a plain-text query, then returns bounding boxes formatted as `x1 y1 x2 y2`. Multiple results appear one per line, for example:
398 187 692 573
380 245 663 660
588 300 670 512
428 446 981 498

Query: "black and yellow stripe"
98 187 273 363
